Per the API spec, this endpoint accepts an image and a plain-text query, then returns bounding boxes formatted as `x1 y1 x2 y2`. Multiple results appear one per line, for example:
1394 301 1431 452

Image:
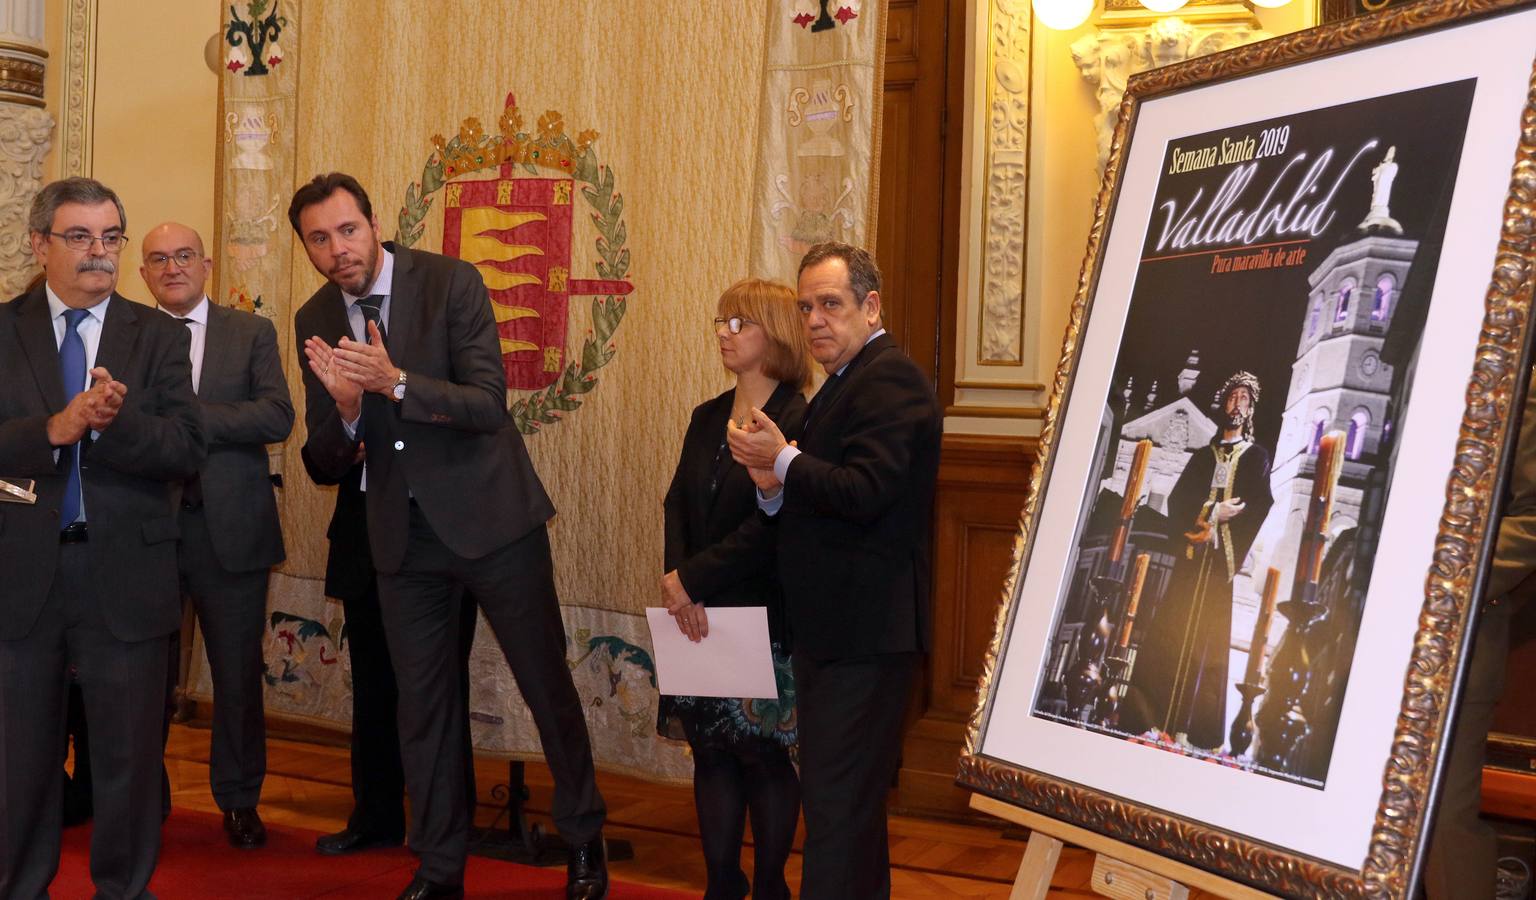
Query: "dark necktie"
356 295 387 345
58 308 89 528
179 318 203 509
804 371 842 435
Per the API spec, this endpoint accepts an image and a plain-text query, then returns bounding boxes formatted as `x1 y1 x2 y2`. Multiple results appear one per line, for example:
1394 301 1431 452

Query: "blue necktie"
58 308 89 528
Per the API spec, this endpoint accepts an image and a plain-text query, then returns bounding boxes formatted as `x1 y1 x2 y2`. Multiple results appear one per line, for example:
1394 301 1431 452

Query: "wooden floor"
160 722 1121 898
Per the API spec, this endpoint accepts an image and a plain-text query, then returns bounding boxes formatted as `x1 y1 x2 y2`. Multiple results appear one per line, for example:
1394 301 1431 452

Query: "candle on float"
1117 553 1151 648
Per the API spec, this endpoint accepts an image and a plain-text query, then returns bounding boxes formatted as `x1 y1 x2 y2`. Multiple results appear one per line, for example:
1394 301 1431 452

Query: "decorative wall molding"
0 1 50 293
0 42 45 107
0 102 52 295
1072 16 1269 174
977 0 1030 366
60 0 95 177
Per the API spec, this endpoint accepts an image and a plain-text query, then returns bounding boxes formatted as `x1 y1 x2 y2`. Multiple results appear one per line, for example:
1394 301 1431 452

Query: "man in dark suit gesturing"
0 178 204 898
290 173 606 900
141 221 293 849
300 444 479 859
712 242 942 899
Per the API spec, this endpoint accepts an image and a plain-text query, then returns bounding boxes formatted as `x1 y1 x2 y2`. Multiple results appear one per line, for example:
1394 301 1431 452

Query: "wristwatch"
391 369 408 402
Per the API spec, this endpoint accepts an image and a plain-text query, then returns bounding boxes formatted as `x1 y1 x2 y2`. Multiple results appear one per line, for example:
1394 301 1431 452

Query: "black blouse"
663 380 806 639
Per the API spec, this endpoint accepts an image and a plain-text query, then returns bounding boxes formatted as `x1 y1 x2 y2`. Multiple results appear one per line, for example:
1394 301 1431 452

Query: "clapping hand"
47 367 126 445
84 368 126 432
745 465 781 495
304 335 364 420
332 321 400 395
726 408 788 470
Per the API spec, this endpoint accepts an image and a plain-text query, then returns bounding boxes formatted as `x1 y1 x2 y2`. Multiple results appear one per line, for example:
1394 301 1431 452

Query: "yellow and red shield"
400 96 633 430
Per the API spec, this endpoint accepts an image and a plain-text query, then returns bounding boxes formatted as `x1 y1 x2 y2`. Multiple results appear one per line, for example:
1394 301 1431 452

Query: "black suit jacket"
186 302 293 572
0 287 205 641
302 447 374 603
679 334 942 661
295 243 554 573
664 382 805 642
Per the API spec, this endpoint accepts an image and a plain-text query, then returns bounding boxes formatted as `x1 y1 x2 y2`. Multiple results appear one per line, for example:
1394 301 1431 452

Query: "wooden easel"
970 794 1276 900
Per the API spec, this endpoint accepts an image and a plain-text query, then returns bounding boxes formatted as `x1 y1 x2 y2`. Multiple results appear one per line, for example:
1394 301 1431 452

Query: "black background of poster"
1111 79 1477 442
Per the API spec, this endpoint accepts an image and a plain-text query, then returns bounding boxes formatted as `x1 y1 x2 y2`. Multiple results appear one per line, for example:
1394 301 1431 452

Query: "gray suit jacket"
0 286 205 641
295 243 554 574
183 302 293 572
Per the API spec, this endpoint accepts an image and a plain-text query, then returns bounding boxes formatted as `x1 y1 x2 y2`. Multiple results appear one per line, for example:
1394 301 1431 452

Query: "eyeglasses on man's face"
48 230 127 253
713 316 758 335
145 249 204 271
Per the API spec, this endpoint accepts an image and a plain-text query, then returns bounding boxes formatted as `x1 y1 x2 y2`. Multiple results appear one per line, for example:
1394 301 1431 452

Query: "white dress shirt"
160 295 209 393
47 284 108 375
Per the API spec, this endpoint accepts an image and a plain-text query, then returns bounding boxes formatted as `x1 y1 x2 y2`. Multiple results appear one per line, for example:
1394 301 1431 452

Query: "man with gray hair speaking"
0 177 204 898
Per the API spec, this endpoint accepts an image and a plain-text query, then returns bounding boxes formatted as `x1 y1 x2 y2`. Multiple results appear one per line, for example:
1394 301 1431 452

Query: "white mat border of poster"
958 1 1536 896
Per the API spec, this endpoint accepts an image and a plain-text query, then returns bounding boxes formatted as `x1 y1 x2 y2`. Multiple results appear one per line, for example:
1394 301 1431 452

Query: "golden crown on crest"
429 95 600 181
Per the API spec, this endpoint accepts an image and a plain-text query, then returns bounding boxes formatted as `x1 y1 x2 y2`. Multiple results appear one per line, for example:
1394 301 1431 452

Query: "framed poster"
957 0 1536 895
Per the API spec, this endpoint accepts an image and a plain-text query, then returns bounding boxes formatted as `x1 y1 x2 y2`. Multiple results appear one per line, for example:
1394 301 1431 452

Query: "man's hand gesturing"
304 335 364 422
726 408 788 470
333 321 400 395
84 368 126 432
47 367 126 445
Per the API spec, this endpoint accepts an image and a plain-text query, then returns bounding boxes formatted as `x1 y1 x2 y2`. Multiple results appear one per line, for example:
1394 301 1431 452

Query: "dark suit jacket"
664 382 805 642
302 447 374 603
294 242 554 573
186 302 293 572
0 287 205 641
679 333 942 661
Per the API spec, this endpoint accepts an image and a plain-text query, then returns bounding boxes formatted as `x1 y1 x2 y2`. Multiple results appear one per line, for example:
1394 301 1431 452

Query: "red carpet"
53 810 690 899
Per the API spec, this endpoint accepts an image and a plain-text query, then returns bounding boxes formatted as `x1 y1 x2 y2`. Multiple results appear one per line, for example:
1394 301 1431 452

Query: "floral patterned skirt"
657 641 797 756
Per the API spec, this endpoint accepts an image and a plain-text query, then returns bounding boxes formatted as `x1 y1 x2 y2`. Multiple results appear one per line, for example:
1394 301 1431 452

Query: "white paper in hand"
645 606 779 699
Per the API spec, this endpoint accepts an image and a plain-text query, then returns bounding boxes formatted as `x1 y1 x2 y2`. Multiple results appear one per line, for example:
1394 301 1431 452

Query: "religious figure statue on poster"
1121 371 1274 750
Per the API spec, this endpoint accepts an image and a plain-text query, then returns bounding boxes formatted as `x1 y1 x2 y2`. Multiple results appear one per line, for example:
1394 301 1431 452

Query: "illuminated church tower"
1250 147 1420 610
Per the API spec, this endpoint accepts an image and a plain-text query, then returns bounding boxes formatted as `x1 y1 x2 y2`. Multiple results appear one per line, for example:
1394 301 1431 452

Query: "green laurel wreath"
395 126 629 435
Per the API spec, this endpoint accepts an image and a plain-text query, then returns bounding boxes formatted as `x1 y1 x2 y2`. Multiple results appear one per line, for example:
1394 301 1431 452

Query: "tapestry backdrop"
198 0 886 782
749 0 885 282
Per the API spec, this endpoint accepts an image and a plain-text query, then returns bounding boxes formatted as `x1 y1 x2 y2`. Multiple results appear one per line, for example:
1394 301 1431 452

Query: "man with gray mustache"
0 177 205 898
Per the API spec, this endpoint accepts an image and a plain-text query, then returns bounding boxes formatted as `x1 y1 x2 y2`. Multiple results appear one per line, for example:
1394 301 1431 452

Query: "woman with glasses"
658 278 812 900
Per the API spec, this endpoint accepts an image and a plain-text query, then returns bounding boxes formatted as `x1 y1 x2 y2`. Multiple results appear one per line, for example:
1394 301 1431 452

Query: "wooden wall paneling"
898 435 1037 816
937 0 967 413
876 0 948 382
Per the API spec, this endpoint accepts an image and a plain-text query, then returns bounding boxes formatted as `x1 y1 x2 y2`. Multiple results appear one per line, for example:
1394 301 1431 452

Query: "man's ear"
863 290 882 325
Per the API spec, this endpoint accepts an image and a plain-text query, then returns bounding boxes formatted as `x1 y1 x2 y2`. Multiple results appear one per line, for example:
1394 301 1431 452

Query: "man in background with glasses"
0 178 204 898
142 222 293 851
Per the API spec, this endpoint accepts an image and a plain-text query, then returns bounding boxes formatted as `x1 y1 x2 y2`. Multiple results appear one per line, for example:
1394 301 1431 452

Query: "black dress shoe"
315 826 404 855
223 807 266 849
566 836 609 900
395 875 464 900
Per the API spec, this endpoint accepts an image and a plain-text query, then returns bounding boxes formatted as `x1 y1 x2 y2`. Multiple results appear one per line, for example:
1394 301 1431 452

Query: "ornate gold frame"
956 0 1536 895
